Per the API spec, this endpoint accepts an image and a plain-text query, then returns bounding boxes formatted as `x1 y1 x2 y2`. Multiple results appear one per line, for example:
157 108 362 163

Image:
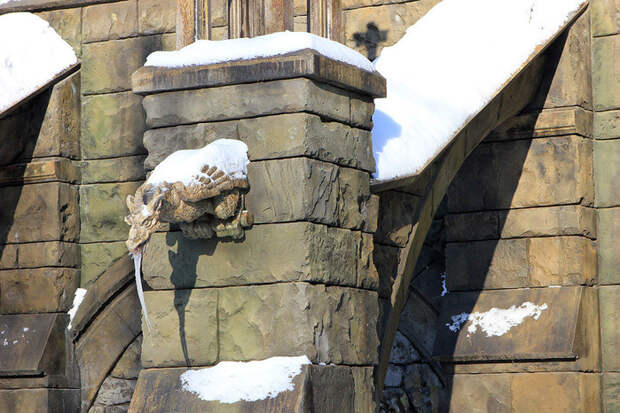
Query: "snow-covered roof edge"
371 0 588 182
144 31 375 73
0 12 78 116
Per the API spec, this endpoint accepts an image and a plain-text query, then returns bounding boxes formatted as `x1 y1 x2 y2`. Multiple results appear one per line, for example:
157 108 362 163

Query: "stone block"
80 241 129 286
435 287 600 373
603 373 620 413
595 139 620 207
594 109 620 139
352 367 375 413
373 242 399 299
82 35 173 94
36 8 82 56
448 136 592 212
446 239 529 290
141 289 218 368
529 12 592 110
0 72 80 165
446 374 511 413
375 191 421 247
0 241 79 270
446 236 595 290
82 0 138 42
0 268 78 313
142 222 373 289
445 211 499 242
80 156 146 184
528 236 596 287
91 376 136 407
500 205 596 239
138 0 176 34
143 113 375 172
81 92 146 159
591 0 620 37
446 205 596 242
511 373 600 413
0 183 78 243
246 158 372 230
142 78 355 128
593 35 620 111
598 208 620 284
600 286 620 371
397 290 437 357
79 182 141 243
218 283 378 365
0 389 79 413
343 1 440 60
130 364 361 412
111 336 142 380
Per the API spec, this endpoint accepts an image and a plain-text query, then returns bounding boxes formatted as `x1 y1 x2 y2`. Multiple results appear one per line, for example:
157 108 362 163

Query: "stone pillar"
129 51 385 412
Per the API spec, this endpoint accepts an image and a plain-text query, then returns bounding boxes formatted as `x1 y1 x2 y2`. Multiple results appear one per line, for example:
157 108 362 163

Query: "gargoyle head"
125 185 165 255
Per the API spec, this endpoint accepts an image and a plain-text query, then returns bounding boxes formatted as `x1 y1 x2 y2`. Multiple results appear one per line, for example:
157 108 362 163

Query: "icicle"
132 251 152 332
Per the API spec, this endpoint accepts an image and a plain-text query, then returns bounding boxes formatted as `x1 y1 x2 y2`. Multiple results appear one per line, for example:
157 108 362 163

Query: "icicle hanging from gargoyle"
124 139 253 331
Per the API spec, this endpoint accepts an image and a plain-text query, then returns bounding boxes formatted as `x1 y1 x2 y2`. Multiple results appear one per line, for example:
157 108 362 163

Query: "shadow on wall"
378 31 567 412
165 230 246 366
0 90 51 276
353 22 388 61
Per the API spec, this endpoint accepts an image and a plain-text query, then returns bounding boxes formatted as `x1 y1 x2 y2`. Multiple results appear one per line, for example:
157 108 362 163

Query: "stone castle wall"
0 0 617 411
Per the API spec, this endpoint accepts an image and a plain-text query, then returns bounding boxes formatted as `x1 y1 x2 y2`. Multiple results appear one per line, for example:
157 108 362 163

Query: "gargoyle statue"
124 139 252 331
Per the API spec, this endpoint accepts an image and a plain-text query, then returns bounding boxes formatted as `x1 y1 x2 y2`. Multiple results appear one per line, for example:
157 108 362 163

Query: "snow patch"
67 288 87 330
0 12 78 114
440 273 448 297
446 302 548 337
147 139 249 187
372 0 586 180
180 356 311 403
145 31 375 73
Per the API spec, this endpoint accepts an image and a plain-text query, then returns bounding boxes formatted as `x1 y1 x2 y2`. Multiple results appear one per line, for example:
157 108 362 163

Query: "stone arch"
371 31 562 394
69 256 142 412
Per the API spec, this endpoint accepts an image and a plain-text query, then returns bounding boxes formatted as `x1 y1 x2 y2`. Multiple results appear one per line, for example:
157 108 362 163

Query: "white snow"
446 301 548 337
67 288 87 330
180 356 311 403
0 13 78 114
372 0 586 180
147 139 249 188
145 31 375 72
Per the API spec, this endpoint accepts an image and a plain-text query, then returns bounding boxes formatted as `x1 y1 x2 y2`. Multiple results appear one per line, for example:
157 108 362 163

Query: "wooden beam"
309 0 342 42
176 0 209 49
229 0 293 38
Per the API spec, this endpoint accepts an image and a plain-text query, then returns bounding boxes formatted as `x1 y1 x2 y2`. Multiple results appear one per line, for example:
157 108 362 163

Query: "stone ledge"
0 158 79 187
434 286 599 374
488 106 593 141
130 364 370 413
0 0 118 14
132 49 386 98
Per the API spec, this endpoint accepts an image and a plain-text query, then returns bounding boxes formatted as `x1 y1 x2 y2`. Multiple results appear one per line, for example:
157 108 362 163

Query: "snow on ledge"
146 139 249 187
372 0 586 180
144 31 375 73
0 13 78 114
67 288 87 330
446 301 548 337
180 356 311 404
